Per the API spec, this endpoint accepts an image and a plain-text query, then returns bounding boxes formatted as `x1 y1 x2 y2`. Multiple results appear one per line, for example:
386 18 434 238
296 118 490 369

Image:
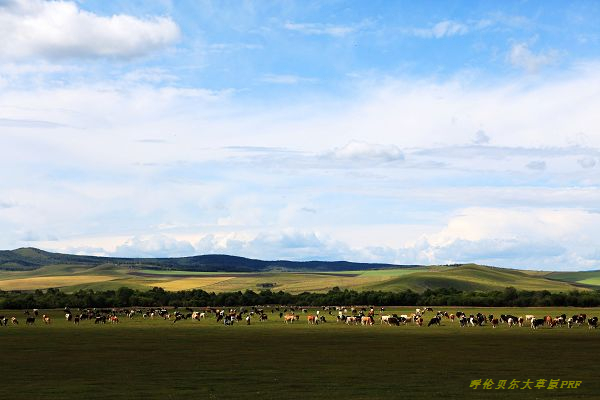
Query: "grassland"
0 263 593 293
0 306 598 399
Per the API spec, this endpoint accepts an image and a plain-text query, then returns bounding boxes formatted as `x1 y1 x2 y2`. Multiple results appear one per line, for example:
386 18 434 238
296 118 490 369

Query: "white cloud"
472 130 490 145
508 42 559 72
284 22 356 37
0 0 180 60
113 235 195 258
578 157 596 168
412 20 468 38
323 141 404 163
526 160 546 170
261 74 317 85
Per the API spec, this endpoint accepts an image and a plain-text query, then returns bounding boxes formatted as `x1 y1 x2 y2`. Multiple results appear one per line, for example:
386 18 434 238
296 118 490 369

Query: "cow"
525 314 535 322
491 318 499 328
507 318 514 328
361 316 374 326
427 316 441 327
26 317 35 325
416 317 423 327
42 315 51 324
11 317 18 325
0 316 7 326
74 316 80 324
284 314 298 324
307 315 318 325
381 315 391 325
95 316 107 324
346 316 358 325
567 317 574 328
65 313 72 322
531 318 545 329
449 314 455 322
588 317 598 329
110 316 119 324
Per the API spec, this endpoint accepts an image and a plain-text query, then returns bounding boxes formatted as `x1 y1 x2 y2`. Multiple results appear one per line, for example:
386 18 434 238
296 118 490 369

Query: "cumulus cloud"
323 141 404 163
113 235 195 258
0 0 180 60
508 42 559 72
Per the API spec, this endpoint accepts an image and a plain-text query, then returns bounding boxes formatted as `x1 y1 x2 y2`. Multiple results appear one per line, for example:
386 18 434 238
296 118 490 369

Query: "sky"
1 0 600 270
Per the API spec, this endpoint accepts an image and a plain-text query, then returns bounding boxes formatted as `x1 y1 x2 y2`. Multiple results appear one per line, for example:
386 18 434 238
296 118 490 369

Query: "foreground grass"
0 307 599 399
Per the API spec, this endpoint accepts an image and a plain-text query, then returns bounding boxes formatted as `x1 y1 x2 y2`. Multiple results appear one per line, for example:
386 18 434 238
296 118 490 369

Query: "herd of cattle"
0 306 598 330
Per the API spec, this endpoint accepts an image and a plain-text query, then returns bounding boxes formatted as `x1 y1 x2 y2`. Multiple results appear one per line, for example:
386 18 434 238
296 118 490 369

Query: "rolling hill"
0 248 597 293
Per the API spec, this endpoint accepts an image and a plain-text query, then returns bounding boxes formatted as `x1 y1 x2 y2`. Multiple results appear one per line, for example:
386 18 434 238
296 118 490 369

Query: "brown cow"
284 314 298 324
307 315 318 325
361 316 373 326
42 315 51 324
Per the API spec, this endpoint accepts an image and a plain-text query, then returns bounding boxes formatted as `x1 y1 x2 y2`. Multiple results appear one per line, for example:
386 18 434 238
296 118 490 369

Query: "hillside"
0 247 412 272
0 248 597 293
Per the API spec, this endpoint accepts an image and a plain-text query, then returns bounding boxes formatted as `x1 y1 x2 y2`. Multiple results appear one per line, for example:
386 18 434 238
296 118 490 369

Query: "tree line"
2 286 600 309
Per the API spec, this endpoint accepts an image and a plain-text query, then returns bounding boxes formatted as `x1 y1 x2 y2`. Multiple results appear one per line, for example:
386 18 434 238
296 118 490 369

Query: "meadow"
1 306 599 399
0 263 594 293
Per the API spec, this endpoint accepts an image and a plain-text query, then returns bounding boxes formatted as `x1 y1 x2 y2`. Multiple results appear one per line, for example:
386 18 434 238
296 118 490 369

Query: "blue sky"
1 0 600 270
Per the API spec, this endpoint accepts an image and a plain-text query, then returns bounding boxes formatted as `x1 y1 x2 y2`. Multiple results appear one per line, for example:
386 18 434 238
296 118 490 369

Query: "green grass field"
1 307 599 399
0 263 593 293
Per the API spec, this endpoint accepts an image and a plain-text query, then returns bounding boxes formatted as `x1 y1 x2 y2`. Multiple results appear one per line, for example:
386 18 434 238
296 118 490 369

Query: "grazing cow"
545 315 553 326
26 317 35 325
33 309 39 316
361 316 374 326
381 315 391 325
246 316 251 325
110 316 119 324
346 316 358 325
65 313 72 322
531 318 545 329
284 314 298 324
427 316 441 327
74 316 80 324
307 315 318 325
11 317 18 325
416 317 423 327
449 314 455 322
387 316 400 326
567 317 574 328
42 315 51 324
518 317 524 327
588 317 598 329
525 314 535 322
95 316 107 324
491 318 499 328
1 316 7 326
507 318 514 328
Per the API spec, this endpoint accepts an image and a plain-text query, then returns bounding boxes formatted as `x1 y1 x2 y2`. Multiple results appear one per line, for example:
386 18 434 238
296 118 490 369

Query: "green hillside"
0 248 597 293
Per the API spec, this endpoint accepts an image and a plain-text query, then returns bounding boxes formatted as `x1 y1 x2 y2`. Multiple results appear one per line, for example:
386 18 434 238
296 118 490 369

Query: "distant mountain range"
0 247 419 272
